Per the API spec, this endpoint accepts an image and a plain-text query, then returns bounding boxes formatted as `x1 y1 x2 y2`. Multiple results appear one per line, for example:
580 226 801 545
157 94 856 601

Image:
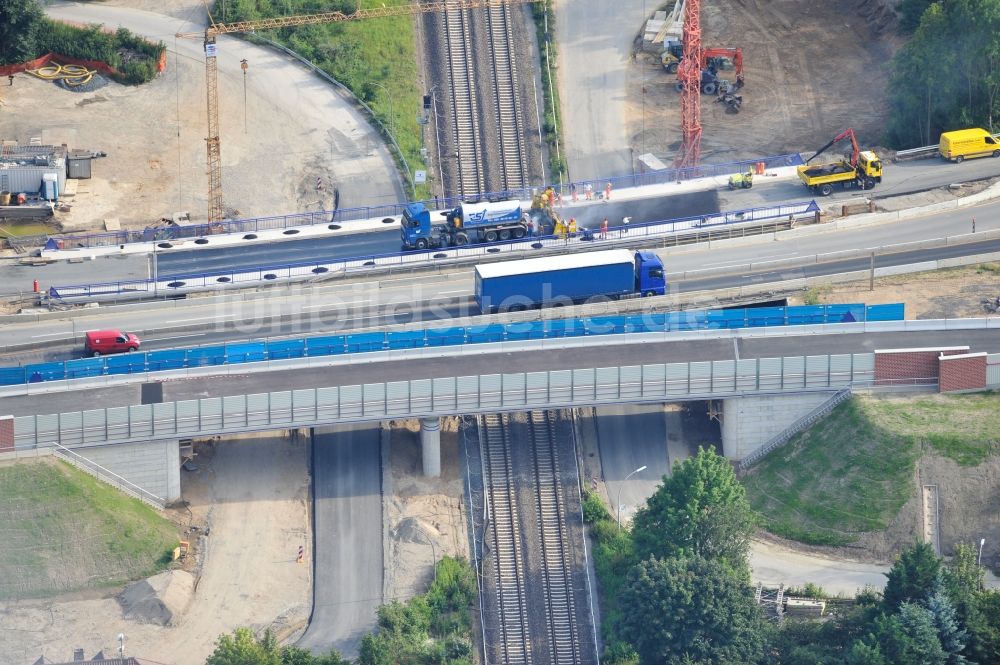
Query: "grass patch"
530 0 565 180
582 490 639 664
0 459 178 601
743 393 1000 545
863 393 1000 466
743 398 919 546
221 0 429 199
974 262 1000 276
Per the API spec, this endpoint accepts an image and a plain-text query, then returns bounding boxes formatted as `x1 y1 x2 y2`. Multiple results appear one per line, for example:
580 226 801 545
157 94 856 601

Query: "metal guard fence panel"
49 200 821 299
1 304 902 386
12 352 875 449
47 153 806 250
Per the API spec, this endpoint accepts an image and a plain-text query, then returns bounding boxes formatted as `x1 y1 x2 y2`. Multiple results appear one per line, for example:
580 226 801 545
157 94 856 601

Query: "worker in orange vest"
600 218 609 239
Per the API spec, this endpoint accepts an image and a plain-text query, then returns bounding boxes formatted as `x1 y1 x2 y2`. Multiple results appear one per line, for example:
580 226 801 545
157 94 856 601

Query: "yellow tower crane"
178 0 540 223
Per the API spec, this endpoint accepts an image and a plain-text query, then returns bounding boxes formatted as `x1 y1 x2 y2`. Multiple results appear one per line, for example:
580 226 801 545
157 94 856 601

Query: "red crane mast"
674 0 702 169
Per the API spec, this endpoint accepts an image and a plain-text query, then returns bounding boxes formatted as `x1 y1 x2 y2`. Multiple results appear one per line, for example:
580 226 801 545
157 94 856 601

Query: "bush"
582 489 611 523
32 19 164 85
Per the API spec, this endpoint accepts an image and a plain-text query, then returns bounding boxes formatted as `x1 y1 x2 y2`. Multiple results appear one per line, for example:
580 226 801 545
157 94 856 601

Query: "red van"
85 329 141 357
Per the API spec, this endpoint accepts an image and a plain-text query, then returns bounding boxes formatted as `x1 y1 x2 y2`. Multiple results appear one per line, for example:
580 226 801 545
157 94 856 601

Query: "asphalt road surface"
298 424 383 658
3 228 997 364
595 404 669 526
154 191 720 275
4 328 998 417
11 152 1000 293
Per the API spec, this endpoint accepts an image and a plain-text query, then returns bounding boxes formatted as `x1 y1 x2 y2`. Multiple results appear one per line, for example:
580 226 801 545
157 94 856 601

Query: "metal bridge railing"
13 353 875 450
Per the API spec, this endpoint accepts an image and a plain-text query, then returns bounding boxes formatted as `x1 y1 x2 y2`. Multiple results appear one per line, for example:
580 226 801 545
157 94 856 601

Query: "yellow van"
939 128 1000 163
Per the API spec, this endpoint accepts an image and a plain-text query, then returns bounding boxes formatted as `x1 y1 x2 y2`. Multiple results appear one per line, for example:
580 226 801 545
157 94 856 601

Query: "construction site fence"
0 303 903 387
9 352 876 451
44 153 806 250
49 200 819 299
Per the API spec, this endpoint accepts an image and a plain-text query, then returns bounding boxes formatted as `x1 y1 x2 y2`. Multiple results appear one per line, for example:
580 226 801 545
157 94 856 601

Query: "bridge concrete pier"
721 393 832 461
420 418 441 478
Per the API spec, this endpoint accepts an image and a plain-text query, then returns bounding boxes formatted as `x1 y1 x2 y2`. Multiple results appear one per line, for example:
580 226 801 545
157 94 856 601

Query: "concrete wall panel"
721 393 833 461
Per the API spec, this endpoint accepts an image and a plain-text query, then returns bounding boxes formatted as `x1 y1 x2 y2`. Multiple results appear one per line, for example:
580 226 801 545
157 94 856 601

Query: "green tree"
965 590 1000 663
357 632 394 665
924 587 967 664
874 602 948 665
897 0 938 33
944 542 985 605
206 627 282 665
884 543 941 610
886 2 955 147
630 447 757 571
844 640 887 665
618 555 766 665
0 0 44 64
279 646 350 665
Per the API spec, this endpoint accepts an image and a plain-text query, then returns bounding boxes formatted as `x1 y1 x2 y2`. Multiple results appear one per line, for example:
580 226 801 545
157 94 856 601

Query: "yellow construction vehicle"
797 128 881 196
728 170 753 190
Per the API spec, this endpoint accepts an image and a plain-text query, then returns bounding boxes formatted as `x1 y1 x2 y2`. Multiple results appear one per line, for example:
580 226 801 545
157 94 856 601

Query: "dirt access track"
629 0 898 163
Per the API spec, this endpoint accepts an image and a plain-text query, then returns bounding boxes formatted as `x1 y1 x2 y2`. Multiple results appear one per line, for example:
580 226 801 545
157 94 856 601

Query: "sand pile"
117 570 195 626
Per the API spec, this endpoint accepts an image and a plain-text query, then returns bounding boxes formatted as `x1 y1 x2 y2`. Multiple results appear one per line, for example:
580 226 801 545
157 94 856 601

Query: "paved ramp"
299 424 383 657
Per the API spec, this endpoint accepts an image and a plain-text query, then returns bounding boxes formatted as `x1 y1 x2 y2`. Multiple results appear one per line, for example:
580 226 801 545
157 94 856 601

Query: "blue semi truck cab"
474 249 667 313
401 201 528 250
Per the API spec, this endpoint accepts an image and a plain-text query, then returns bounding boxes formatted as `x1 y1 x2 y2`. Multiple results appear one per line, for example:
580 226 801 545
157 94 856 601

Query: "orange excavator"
667 45 744 95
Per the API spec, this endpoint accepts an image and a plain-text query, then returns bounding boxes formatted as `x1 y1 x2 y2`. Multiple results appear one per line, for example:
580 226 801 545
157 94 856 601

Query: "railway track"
441 0 527 197
478 411 586 665
485 2 528 192
528 410 582 663
480 413 532 664
442 1 486 197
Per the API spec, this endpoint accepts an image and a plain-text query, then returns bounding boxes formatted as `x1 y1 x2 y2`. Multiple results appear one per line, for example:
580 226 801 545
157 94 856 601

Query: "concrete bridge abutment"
721 393 833 462
72 438 181 504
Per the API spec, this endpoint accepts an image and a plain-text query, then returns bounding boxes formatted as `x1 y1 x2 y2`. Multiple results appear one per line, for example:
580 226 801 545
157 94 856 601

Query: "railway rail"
528 410 583 663
443 1 486 197
480 412 532 663
485 2 528 192
441 0 528 197
478 411 591 664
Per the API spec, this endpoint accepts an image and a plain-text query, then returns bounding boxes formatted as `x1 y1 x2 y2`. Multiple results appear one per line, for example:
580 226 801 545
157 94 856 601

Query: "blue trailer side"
474 249 666 313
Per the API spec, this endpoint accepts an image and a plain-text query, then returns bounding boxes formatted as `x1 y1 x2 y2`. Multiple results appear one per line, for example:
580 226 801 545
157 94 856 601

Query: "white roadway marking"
147 334 207 342
301 300 367 310
700 253 802 268
30 332 73 339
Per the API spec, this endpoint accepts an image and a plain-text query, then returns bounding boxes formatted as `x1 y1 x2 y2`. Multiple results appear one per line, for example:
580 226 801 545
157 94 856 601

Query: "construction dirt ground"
0 0 360 234
628 0 899 163
384 419 470 603
0 433 312 665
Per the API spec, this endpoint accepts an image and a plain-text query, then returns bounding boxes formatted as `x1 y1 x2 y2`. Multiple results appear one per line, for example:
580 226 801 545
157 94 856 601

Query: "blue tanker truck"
474 249 666 314
401 200 540 250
